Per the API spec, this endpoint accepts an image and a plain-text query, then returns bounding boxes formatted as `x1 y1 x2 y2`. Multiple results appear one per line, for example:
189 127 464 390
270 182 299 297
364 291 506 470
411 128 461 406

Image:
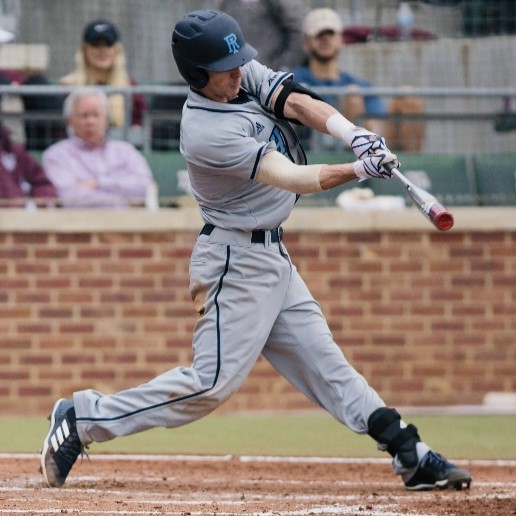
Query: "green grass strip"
4 413 514 460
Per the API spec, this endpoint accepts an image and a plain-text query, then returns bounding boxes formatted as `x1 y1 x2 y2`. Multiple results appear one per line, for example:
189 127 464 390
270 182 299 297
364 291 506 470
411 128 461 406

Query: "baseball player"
40 9 472 492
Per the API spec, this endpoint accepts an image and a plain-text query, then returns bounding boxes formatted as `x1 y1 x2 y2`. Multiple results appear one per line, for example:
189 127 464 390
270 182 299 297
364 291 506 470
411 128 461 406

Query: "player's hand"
345 127 390 159
352 152 399 180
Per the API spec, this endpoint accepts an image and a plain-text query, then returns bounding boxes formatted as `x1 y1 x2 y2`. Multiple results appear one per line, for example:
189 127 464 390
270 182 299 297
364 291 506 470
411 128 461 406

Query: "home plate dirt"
0 454 515 515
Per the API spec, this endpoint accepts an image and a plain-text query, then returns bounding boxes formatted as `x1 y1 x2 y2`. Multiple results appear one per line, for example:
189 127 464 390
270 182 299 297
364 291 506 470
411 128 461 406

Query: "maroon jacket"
0 125 57 205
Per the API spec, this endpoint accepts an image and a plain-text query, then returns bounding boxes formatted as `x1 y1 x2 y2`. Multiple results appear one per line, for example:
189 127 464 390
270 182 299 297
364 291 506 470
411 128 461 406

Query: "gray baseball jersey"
73 60 385 446
180 61 303 231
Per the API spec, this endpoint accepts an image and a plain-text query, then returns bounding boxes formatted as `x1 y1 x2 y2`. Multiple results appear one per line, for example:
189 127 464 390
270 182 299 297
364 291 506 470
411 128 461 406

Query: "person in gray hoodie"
219 0 307 71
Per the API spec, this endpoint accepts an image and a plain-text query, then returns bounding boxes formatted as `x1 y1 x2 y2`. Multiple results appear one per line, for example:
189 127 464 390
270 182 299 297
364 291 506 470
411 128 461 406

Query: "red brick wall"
1 228 515 416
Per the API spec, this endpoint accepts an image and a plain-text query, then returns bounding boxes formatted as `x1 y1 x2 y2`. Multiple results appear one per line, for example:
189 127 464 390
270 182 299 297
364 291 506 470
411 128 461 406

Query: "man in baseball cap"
302 7 343 37
82 19 119 46
294 7 425 152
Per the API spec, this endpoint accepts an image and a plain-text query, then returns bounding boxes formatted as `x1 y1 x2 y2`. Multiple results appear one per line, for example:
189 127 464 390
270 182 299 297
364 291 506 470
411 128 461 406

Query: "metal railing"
1 84 515 154
1 84 515 209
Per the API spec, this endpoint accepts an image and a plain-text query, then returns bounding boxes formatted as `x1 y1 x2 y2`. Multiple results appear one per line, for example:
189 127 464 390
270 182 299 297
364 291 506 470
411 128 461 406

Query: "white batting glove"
325 115 393 160
344 127 389 160
352 152 399 180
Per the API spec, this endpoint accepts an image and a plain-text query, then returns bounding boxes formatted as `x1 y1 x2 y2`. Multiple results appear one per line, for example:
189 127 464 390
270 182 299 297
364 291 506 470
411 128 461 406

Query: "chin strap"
367 407 421 468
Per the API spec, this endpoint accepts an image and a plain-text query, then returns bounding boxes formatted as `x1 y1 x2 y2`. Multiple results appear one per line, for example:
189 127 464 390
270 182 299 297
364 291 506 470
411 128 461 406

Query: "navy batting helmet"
171 9 257 89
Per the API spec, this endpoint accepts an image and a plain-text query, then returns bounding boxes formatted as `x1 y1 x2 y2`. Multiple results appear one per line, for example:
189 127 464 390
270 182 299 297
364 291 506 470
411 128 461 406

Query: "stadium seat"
21 74 67 151
146 150 367 208
143 151 489 208
472 153 516 206
363 153 477 207
143 151 191 206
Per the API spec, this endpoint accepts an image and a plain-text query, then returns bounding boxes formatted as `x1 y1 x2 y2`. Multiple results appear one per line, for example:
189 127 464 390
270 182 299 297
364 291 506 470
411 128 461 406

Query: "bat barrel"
388 165 454 231
426 202 454 231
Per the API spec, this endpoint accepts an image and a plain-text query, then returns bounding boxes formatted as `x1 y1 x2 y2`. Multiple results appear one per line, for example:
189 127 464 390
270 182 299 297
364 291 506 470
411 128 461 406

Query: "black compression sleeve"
273 80 325 124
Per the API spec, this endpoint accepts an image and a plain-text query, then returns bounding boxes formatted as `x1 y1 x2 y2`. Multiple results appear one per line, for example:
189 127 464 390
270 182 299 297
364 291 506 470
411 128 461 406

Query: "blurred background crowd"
0 0 514 207
6 0 514 86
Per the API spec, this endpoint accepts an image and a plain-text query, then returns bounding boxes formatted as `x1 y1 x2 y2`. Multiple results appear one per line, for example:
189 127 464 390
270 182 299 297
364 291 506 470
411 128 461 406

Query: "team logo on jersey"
255 122 265 135
224 33 240 54
270 126 287 155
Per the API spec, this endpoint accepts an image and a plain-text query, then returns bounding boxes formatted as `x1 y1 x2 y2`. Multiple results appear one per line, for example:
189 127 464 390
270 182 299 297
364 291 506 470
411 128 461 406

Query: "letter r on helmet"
224 33 240 54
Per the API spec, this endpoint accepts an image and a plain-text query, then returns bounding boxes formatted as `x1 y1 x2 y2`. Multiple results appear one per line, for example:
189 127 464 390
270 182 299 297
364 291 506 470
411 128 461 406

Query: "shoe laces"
53 420 89 470
422 451 450 472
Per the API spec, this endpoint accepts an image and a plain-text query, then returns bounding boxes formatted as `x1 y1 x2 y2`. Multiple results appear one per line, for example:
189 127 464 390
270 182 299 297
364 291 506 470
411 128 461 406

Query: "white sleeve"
257 150 323 194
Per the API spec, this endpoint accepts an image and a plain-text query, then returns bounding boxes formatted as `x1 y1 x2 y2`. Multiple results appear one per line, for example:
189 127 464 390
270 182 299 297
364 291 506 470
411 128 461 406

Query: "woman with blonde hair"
59 19 145 129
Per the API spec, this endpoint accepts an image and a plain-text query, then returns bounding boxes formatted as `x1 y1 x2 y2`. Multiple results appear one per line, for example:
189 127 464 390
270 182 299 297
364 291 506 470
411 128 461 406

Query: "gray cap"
303 8 343 37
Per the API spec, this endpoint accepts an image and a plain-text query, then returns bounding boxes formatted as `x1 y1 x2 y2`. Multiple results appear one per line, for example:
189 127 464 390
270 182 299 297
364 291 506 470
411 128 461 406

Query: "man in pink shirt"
42 87 153 208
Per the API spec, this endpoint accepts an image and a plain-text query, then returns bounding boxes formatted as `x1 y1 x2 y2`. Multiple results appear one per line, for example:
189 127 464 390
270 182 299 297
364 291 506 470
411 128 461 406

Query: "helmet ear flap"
175 55 209 90
187 68 209 90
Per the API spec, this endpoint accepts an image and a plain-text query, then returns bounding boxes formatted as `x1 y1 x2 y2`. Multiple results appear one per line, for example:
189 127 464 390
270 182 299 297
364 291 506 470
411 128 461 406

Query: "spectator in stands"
294 8 425 152
0 26 26 144
0 26 66 149
218 0 307 71
59 19 145 130
42 88 153 209
0 122 57 207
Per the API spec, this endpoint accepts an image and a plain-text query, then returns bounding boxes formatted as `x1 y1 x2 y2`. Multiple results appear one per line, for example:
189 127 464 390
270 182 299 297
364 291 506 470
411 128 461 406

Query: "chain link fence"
0 1 514 84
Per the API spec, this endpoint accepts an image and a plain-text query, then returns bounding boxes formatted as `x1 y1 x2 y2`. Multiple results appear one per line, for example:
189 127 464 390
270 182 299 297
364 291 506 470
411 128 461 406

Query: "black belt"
200 224 283 243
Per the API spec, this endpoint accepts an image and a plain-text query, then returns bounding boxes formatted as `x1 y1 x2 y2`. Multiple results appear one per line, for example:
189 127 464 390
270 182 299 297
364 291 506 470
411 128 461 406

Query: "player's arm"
257 149 395 193
271 80 391 159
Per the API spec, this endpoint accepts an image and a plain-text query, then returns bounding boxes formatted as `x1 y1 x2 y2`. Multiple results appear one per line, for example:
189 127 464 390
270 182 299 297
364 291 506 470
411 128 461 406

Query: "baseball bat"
385 162 454 231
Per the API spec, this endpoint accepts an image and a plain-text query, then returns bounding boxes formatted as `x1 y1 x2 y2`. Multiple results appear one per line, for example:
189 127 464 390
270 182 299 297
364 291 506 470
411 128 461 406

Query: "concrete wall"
339 36 516 154
1 207 515 416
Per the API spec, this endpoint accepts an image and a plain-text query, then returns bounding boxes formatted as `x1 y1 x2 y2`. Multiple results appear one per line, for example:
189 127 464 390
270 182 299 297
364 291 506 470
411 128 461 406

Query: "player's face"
202 67 243 102
83 41 118 71
68 94 109 148
305 30 341 62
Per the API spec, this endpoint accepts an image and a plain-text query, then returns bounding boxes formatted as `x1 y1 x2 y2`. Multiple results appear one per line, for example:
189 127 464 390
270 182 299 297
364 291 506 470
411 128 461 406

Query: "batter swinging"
41 9 472 492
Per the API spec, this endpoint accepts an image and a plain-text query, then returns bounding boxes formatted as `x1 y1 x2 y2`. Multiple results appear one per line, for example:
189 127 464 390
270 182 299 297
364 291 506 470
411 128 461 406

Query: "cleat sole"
452 479 472 491
405 477 472 492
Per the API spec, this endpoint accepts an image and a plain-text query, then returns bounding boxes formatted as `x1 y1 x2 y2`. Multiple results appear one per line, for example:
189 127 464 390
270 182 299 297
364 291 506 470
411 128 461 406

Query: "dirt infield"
1 454 515 515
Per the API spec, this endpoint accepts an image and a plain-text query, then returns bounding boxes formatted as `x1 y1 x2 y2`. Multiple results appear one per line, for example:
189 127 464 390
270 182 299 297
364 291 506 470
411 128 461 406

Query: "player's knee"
208 375 242 406
187 386 233 418
367 407 420 468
